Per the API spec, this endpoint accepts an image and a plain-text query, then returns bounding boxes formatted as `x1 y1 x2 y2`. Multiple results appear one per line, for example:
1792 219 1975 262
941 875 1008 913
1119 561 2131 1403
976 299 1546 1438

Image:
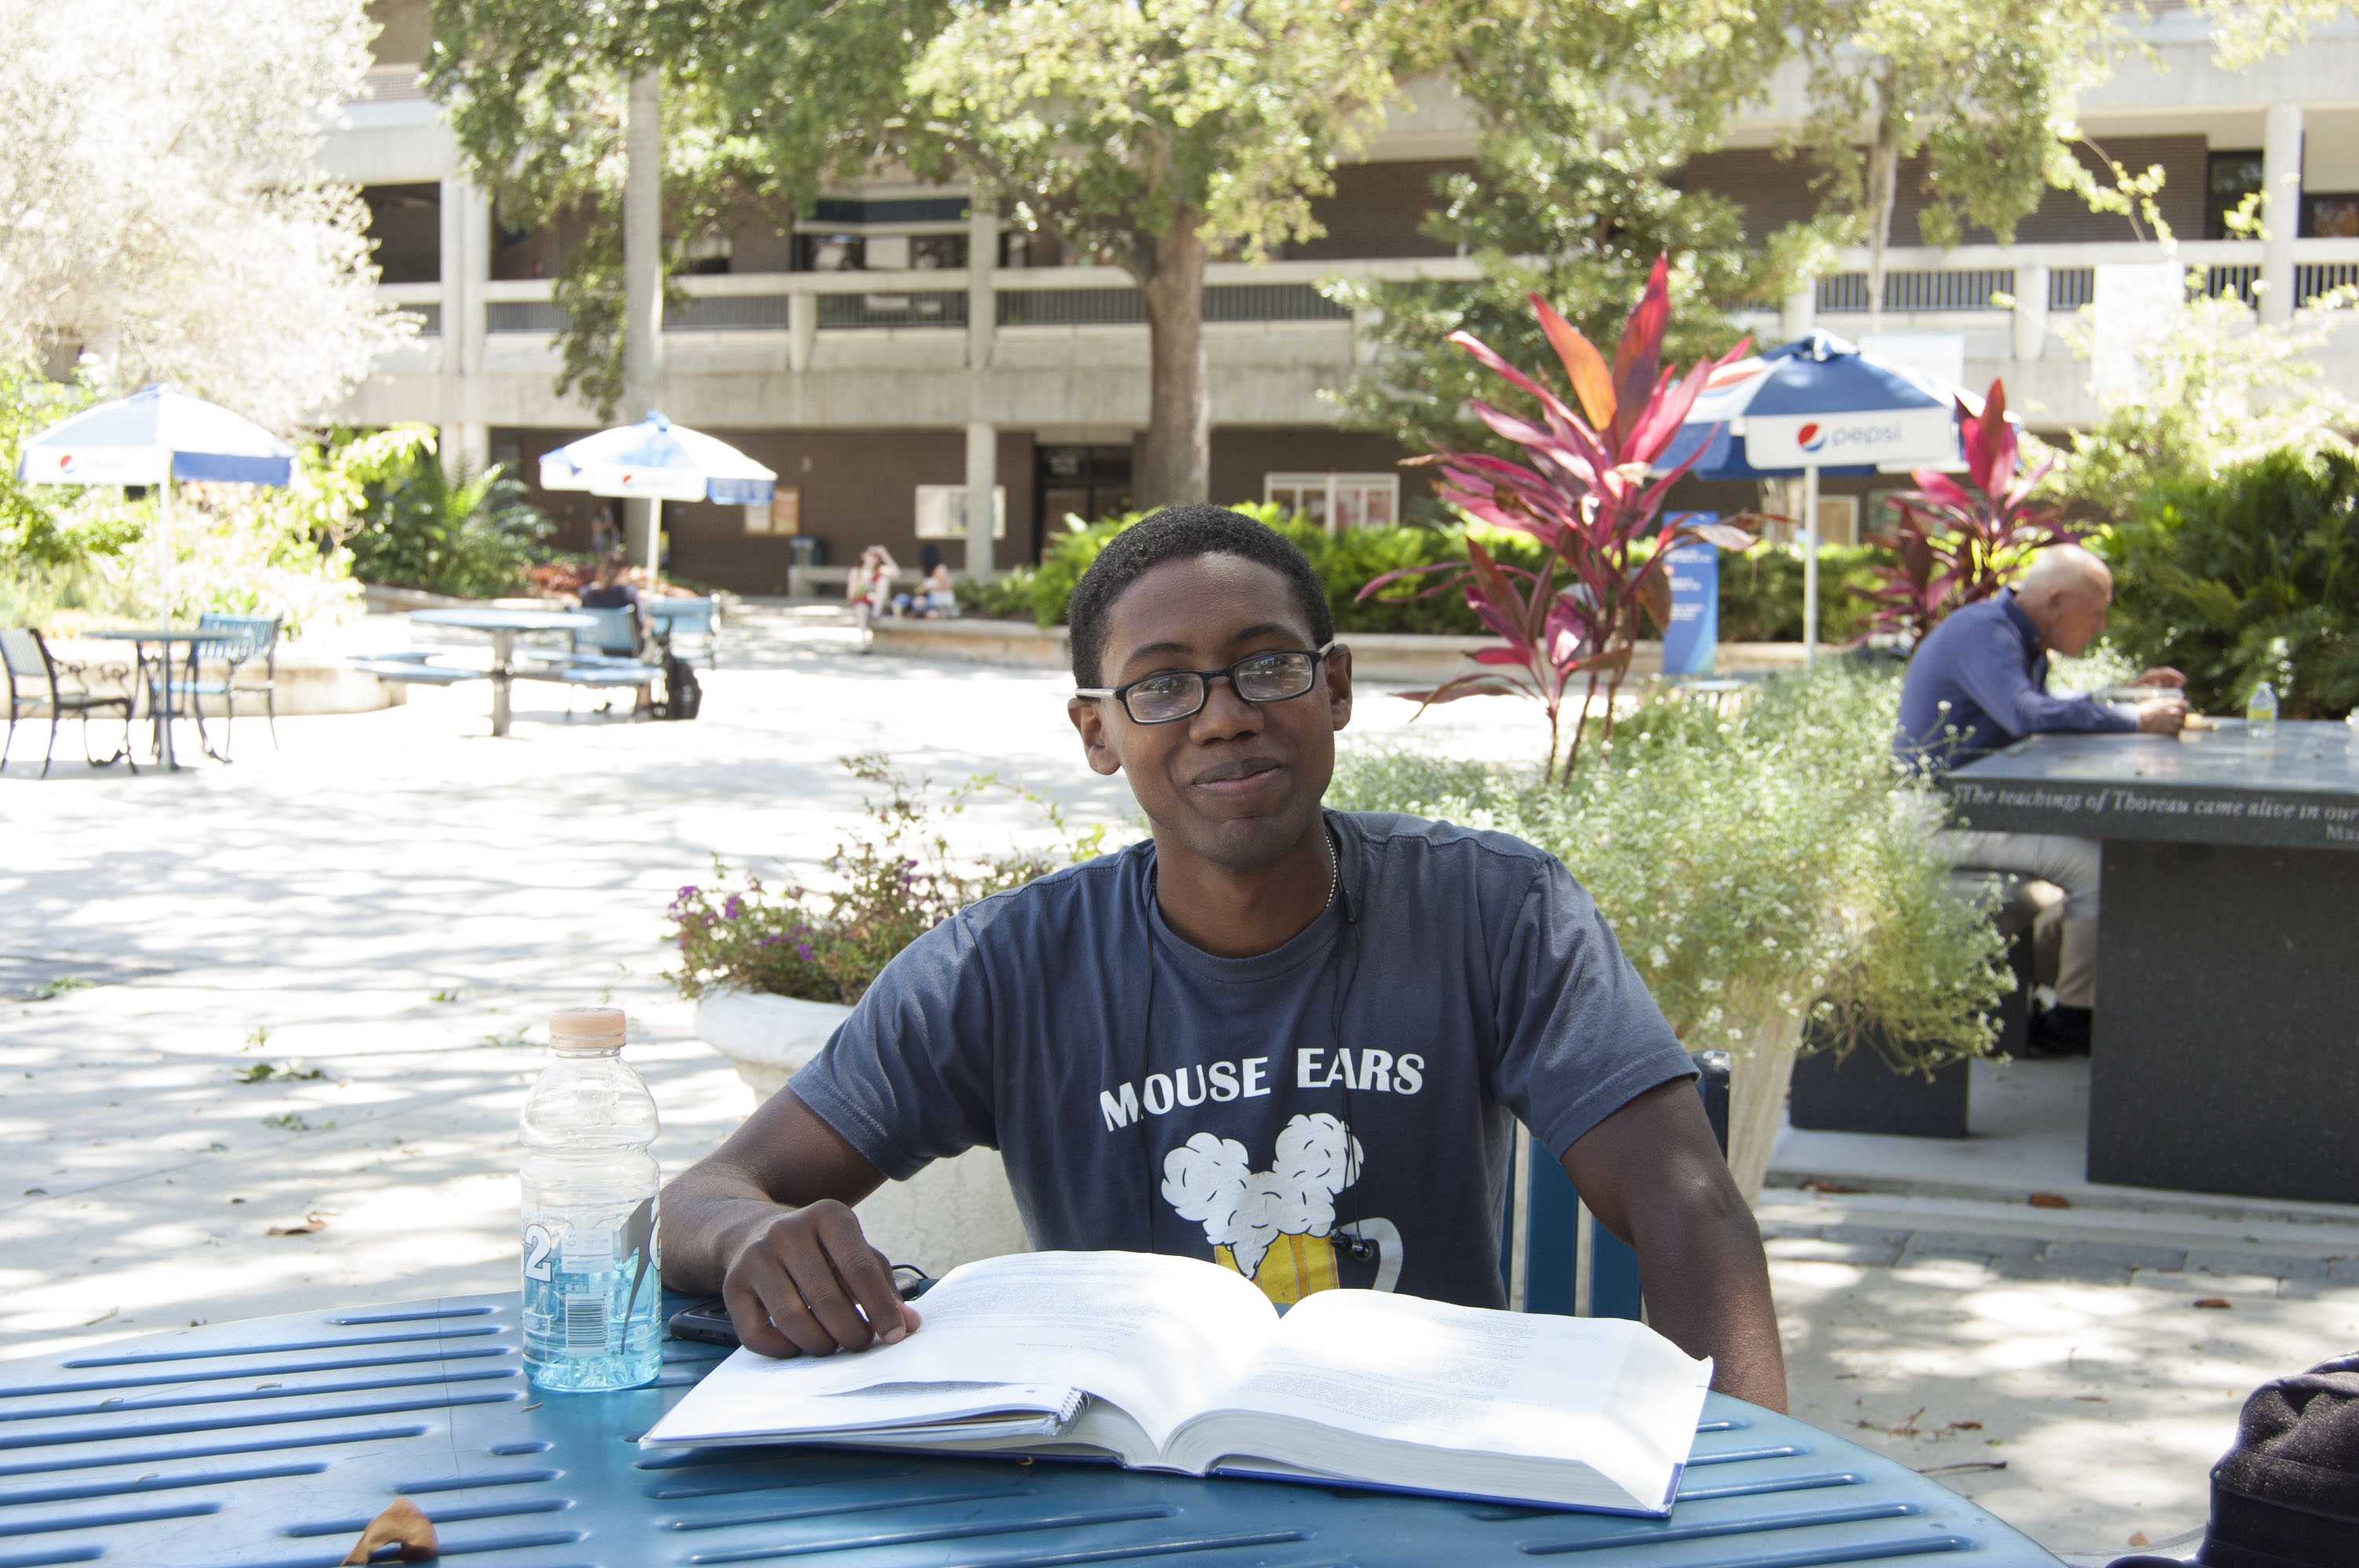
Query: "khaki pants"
1935 829 2101 1009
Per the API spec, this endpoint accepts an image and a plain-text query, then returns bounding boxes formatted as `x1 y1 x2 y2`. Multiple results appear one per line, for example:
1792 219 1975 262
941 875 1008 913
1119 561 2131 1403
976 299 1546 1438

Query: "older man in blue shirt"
1896 546 2184 1051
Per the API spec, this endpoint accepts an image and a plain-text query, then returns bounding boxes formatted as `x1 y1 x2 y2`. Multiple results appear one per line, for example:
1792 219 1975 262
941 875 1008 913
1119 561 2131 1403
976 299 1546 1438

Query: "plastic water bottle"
520 1007 663 1392
2247 680 2279 742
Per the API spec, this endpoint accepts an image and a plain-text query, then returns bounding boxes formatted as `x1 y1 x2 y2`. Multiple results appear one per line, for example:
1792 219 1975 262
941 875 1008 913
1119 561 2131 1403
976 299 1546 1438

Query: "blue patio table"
408 608 597 738
86 627 211 771
0 1290 2064 1566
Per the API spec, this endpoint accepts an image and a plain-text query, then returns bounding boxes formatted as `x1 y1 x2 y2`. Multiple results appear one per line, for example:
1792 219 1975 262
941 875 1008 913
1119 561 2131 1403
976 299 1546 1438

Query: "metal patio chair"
185 613 283 760
1 627 139 779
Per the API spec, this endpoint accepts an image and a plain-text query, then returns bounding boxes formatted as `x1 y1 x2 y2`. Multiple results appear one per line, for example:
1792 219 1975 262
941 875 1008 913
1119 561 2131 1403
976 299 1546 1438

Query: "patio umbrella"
539 411 776 576
16 383 296 490
1654 332 1979 662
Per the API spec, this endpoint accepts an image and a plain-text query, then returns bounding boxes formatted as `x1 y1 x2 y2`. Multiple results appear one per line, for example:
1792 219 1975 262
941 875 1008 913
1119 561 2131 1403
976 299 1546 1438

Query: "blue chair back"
1499 1050 1731 1317
195 613 281 664
573 606 642 659
650 598 714 638
2 628 49 681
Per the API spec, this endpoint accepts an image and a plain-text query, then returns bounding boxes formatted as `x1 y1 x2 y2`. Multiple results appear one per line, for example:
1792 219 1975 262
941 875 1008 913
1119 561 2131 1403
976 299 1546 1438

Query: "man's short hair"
1067 506 1336 688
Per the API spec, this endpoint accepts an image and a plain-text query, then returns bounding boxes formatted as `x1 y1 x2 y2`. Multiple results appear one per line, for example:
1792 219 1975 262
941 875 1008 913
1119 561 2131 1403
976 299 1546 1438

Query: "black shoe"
2026 1004 2092 1056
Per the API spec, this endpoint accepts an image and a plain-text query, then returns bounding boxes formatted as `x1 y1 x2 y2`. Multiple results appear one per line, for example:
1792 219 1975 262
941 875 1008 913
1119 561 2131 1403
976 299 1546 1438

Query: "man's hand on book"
721 1199 922 1358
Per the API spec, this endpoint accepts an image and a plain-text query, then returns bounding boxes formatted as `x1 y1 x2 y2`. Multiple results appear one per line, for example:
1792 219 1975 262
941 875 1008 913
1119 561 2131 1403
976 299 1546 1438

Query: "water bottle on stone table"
2247 678 2279 743
520 1006 663 1391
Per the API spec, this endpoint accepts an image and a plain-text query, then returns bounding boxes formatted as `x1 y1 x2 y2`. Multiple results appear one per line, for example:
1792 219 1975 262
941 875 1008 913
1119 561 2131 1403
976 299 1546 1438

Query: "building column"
967 186 996 368
621 70 665 570
787 292 816 373
2261 101 2303 326
1781 285 1815 341
439 176 493 478
965 421 998 579
2012 263 2050 361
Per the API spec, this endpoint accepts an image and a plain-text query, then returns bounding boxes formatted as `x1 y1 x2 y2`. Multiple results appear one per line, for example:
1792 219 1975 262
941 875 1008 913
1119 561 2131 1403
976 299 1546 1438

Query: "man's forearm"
1629 1193 1788 1412
660 1161 797 1296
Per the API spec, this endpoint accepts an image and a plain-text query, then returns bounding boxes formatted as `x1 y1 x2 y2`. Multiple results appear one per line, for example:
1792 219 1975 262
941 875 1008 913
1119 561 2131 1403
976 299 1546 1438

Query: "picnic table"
85 626 209 771
405 607 597 737
1944 718 2359 1202
0 1289 2062 1566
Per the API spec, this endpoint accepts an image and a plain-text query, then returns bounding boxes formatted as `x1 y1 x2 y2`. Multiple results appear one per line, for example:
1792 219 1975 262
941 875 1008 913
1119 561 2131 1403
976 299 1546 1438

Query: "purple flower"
723 895 744 921
796 942 814 962
677 884 698 901
758 934 783 948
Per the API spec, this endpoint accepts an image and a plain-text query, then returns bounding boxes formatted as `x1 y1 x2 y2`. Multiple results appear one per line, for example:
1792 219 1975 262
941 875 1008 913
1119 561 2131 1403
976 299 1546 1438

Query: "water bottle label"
561 1223 615 1274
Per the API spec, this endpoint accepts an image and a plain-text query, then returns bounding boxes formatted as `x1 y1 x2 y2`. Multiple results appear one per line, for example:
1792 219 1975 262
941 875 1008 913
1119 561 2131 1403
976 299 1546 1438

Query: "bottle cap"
548 1006 627 1051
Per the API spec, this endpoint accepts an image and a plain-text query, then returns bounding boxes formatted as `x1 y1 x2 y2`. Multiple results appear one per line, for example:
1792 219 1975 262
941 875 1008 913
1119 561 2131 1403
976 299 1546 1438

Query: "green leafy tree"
1329 0 1837 468
2106 448 2359 720
0 355 142 575
904 0 1401 506
346 445 557 599
1792 0 2117 328
425 0 939 415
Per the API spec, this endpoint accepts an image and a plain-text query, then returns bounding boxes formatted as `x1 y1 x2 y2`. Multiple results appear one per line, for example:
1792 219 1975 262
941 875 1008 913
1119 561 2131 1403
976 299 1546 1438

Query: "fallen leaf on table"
23 1188 46 1197
1918 1459 2008 1476
2129 1530 2151 1547
267 1213 330 1236
2194 1297 2233 1309
2075 1395 2110 1403
1802 1179 1868 1194
2028 1192 2071 1209
83 1308 118 1327
340 1497 436 1564
1945 1420 1983 1432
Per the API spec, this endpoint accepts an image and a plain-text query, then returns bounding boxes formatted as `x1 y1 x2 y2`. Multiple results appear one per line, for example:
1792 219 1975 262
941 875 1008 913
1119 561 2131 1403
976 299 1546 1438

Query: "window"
910 234 967 270
2306 194 2359 239
1265 473 1400 533
915 485 1006 540
794 233 865 272
2206 151 2265 241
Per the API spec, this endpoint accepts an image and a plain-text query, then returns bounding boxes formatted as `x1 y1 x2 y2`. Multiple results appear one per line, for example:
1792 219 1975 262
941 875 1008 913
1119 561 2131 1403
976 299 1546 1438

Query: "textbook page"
1169 1287 1709 1509
645 1251 1274 1453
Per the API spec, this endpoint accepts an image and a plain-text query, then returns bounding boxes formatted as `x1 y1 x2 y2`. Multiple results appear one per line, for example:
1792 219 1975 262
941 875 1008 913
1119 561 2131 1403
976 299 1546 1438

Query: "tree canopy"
0 0 402 429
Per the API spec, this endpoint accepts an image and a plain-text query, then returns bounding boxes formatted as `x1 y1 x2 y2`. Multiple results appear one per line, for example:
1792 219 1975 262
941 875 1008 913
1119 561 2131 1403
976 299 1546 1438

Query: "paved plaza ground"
4 606 2354 1564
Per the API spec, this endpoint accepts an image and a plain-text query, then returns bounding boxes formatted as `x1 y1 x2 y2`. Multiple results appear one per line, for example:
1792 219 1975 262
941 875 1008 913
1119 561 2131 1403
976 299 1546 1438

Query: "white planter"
693 989 1031 1272
1722 998 1806 1207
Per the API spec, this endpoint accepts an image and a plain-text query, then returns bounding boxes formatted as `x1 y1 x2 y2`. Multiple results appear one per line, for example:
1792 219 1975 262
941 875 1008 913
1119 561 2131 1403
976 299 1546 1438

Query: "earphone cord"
1137 818 1372 1262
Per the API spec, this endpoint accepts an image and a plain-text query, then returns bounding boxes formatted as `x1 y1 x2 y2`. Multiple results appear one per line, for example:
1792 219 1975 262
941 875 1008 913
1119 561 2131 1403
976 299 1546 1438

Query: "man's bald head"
2014 543 2113 655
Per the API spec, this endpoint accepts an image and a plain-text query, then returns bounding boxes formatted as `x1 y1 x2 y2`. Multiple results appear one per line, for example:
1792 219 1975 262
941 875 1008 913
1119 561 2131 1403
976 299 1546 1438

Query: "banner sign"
1742 407 1959 470
1662 519 1720 677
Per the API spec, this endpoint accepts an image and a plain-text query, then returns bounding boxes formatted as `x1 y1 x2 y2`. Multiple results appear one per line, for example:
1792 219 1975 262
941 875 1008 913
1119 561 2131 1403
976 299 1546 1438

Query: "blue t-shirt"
791 811 1695 1310
1893 590 2134 774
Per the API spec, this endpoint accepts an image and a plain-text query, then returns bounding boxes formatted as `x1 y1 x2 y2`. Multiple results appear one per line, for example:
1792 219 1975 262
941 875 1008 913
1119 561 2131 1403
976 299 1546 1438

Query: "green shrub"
954 565 1038 620
1329 664 2010 1072
346 449 554 599
1030 503 1880 645
2104 448 2359 719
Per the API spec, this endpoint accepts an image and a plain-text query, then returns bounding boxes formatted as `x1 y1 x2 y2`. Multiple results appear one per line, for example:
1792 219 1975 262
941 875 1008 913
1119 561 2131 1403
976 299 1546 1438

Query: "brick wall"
1683 136 2208 246
1285 160 1476 261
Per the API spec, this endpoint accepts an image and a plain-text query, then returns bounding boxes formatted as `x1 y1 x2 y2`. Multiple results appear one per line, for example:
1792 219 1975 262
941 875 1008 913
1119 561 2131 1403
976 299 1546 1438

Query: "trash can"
788 537 827 568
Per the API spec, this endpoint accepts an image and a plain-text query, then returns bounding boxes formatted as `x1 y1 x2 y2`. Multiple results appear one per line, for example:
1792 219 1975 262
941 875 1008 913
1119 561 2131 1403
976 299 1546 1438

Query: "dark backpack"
2114 1354 2359 1568
658 654 702 720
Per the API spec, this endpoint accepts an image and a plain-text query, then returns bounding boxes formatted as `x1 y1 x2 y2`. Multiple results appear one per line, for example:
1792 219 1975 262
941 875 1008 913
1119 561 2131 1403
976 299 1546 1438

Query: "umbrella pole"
1801 465 1820 667
647 496 663 583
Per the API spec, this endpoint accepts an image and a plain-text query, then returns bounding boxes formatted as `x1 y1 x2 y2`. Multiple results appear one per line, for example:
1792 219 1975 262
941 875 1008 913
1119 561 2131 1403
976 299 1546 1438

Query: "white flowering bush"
1332 663 2012 1076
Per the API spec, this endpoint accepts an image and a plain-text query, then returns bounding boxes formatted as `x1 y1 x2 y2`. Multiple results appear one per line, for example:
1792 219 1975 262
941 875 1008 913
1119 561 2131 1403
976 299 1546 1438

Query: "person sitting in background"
847 545 898 649
1894 543 2185 1054
892 544 957 619
578 551 654 713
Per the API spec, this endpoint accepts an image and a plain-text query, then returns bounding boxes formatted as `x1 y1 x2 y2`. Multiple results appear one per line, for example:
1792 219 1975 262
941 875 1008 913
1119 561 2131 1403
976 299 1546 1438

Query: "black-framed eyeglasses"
1077 642 1336 725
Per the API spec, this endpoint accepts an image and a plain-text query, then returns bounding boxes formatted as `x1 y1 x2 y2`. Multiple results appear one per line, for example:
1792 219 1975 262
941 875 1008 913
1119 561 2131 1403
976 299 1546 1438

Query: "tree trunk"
1136 219 1211 509
621 69 664 575
1863 86 1901 336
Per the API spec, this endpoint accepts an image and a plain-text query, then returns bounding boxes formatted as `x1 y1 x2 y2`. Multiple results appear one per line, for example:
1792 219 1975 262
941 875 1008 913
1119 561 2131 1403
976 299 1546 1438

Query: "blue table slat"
0 1293 2062 1566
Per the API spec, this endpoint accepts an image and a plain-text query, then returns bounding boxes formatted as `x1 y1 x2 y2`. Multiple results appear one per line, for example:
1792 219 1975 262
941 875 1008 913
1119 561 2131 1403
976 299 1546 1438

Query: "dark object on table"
1789 874 2039 1138
2108 1354 2359 1568
668 1265 936 1348
0 626 137 778
186 612 282 760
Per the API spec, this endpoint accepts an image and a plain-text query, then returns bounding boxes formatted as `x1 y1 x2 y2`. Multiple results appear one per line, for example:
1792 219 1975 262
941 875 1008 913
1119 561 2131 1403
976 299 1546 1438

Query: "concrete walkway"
2 608 2350 1563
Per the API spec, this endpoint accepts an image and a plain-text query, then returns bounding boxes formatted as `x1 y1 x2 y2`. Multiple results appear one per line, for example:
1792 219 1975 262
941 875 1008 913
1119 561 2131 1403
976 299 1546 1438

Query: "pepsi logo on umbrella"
1796 423 1825 453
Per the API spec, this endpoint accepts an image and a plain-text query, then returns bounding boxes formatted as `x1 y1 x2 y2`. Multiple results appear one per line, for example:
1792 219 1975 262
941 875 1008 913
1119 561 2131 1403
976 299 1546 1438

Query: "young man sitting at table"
663 506 1787 1411
1893 543 2186 1054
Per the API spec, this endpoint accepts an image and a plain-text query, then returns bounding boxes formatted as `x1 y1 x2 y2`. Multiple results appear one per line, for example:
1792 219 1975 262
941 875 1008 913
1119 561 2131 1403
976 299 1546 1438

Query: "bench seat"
349 654 485 687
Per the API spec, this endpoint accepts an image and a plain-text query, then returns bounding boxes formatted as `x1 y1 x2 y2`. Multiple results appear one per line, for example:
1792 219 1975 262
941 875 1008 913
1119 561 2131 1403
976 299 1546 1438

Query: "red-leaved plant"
1858 379 2086 644
1359 256 1757 782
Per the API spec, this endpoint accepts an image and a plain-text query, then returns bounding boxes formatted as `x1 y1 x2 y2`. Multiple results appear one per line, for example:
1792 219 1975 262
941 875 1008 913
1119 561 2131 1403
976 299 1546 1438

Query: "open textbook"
642 1250 1712 1516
